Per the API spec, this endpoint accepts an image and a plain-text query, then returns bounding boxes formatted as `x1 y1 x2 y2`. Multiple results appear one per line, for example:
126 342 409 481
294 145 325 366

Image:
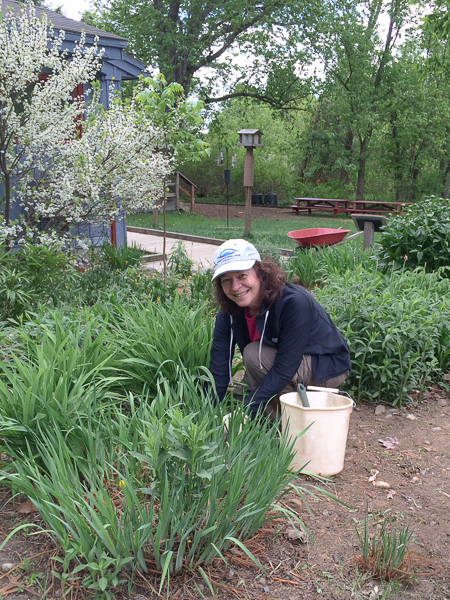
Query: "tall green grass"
0 314 122 455
0 372 303 597
104 295 214 396
287 240 376 287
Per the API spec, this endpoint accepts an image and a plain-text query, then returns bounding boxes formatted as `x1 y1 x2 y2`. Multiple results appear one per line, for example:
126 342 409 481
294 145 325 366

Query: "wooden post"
175 172 180 211
190 183 195 213
243 149 254 237
110 218 117 247
244 186 252 237
363 220 375 249
163 179 167 288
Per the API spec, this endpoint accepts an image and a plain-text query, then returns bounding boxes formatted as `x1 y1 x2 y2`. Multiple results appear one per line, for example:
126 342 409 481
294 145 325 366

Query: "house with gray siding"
1 0 149 248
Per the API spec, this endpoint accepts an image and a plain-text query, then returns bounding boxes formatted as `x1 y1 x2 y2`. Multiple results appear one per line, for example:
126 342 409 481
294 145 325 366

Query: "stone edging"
127 226 224 246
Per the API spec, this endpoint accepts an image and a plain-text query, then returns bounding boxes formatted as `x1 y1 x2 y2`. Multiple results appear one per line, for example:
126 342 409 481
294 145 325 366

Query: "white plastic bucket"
280 387 354 476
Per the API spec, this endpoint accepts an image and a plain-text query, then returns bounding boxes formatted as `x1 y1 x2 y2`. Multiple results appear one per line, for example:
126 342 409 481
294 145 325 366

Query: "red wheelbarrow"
287 227 351 249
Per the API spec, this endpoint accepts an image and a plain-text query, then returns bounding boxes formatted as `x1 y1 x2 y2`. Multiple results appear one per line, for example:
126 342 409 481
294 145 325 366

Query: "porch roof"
1 0 148 80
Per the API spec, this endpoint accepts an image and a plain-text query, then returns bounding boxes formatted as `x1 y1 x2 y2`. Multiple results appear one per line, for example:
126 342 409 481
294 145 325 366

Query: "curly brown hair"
214 259 286 315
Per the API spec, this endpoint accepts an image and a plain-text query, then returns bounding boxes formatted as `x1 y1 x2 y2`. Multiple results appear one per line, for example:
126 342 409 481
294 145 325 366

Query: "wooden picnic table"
291 198 350 217
290 198 412 217
350 200 412 215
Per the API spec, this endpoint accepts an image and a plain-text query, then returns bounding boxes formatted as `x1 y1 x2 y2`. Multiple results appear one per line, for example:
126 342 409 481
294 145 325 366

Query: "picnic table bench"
290 198 412 218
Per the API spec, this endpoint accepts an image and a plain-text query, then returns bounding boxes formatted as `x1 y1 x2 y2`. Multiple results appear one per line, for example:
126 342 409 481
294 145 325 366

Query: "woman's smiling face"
220 268 262 316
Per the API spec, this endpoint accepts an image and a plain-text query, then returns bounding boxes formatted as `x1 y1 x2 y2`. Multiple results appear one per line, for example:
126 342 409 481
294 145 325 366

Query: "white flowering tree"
0 3 172 247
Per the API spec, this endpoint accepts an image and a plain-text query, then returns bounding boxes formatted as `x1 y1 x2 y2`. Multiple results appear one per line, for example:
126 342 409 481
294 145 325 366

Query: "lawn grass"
127 206 359 251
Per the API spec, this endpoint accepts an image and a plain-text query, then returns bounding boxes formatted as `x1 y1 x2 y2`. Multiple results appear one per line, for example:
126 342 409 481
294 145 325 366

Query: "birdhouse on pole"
237 130 263 236
237 129 264 149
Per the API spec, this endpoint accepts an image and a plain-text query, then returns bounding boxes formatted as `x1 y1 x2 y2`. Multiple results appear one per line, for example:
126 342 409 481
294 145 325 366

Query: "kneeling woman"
209 239 351 419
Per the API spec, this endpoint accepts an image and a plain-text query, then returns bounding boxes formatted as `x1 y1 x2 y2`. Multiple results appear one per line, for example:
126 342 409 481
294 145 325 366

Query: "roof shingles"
0 0 126 41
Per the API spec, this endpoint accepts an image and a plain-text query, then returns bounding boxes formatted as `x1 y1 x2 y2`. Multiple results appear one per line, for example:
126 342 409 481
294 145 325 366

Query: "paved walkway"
127 228 220 272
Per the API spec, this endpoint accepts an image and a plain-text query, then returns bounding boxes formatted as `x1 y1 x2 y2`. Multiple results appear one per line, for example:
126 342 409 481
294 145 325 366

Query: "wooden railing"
168 172 197 212
152 172 197 226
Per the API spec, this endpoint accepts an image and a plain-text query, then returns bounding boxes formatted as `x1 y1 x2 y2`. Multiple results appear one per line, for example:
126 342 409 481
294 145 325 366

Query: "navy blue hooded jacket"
209 282 351 416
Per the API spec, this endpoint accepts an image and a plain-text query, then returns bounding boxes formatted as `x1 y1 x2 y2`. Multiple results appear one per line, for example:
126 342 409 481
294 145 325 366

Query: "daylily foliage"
0 2 172 248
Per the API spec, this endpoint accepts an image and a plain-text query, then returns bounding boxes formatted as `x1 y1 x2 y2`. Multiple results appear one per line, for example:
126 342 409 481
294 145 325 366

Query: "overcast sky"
52 0 92 21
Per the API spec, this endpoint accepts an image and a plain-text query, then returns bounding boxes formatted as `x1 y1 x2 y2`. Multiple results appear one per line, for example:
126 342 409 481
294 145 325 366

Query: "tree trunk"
390 112 404 202
443 177 450 200
356 137 370 200
340 129 354 185
4 173 11 224
442 159 450 199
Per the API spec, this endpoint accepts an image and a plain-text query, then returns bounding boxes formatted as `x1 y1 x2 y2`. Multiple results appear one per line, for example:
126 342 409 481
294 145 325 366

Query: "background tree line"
83 0 450 204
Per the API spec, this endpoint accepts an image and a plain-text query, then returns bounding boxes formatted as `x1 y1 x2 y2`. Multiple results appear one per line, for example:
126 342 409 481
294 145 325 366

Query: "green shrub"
287 241 376 288
168 240 194 278
0 312 121 456
185 266 214 304
0 244 79 321
254 241 282 265
105 295 214 396
68 250 212 311
69 263 180 308
317 266 450 405
98 241 143 271
378 196 450 272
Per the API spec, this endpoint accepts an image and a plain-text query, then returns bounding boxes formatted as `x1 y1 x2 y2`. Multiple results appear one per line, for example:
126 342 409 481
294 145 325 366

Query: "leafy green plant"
287 240 375 288
378 196 450 272
185 266 214 304
106 295 214 396
0 265 34 321
255 241 282 265
0 312 122 456
168 240 194 278
355 503 414 581
68 259 181 308
0 244 78 320
73 552 132 600
99 241 143 270
317 266 450 404
0 374 302 597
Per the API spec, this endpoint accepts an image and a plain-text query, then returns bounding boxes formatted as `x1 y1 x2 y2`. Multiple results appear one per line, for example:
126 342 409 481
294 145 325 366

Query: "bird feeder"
237 129 263 236
237 129 264 149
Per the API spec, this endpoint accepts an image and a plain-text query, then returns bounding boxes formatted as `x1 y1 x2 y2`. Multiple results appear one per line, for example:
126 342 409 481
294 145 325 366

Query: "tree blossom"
0 2 171 247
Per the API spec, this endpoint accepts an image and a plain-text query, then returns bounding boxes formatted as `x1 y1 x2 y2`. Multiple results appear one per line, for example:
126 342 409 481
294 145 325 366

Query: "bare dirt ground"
182 201 299 221
0 204 449 599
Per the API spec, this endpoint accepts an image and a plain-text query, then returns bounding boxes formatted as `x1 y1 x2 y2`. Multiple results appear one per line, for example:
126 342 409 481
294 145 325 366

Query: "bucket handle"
306 386 356 407
339 390 356 407
307 385 339 393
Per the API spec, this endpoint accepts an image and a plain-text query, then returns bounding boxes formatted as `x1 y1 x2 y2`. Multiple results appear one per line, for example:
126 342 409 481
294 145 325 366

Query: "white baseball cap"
212 239 261 281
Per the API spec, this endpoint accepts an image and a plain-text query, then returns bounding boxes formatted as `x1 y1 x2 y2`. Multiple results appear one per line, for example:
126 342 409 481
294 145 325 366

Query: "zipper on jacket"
228 315 234 384
258 310 269 369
